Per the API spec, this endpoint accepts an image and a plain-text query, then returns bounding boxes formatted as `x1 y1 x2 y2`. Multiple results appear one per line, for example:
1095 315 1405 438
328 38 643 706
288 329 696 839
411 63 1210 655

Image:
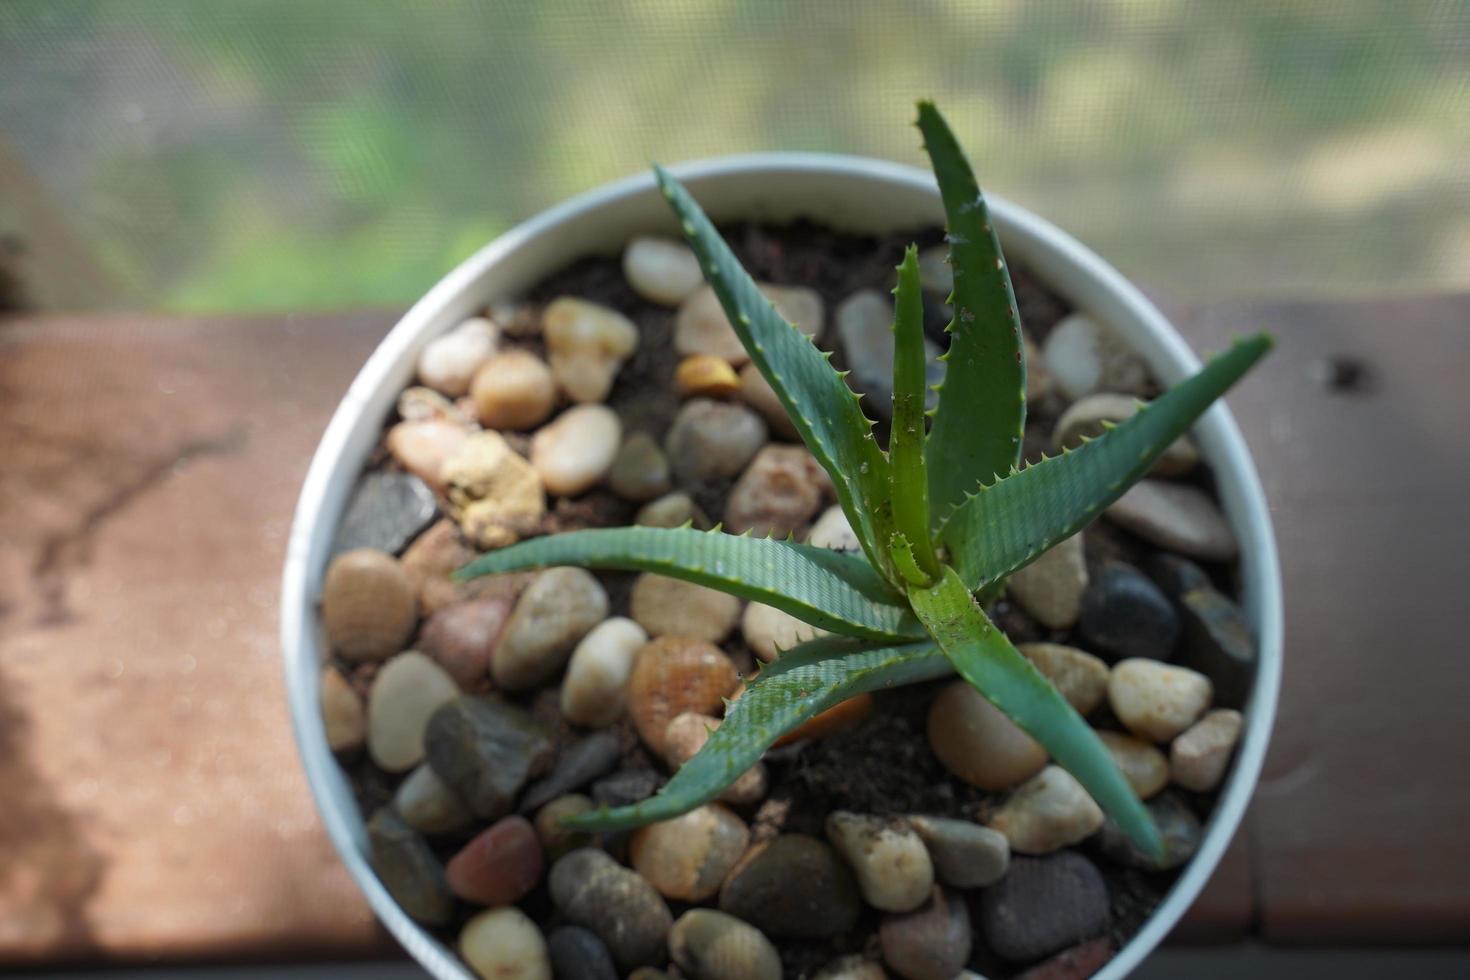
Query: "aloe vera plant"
458 101 1270 857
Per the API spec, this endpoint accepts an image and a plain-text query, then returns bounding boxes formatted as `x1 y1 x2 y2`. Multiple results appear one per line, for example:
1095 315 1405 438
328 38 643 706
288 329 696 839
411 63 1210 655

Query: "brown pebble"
629 804 750 902
446 814 545 907
927 680 1047 791
417 596 512 688
320 665 365 752
322 548 417 662
627 638 740 756
534 794 596 861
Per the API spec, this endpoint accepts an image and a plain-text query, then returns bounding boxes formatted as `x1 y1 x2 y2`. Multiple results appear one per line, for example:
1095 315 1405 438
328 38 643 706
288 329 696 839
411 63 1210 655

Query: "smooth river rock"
493 567 608 690
367 651 460 772
669 908 782 980
530 404 622 496
560 617 649 728
424 695 555 819
630 572 742 643
1170 708 1243 791
927 680 1048 791
1105 480 1238 561
1108 659 1213 743
879 885 971 980
1006 533 1088 630
624 235 704 306
979 852 1110 963
1016 643 1110 716
990 766 1104 855
665 398 768 483
322 548 418 663
826 811 934 913
630 805 751 903
459 906 552 980
549 848 673 970
718 834 862 938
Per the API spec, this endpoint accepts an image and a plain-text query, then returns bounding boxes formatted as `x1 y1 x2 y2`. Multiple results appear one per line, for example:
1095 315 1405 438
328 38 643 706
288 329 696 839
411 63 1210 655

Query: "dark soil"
347 219 1235 978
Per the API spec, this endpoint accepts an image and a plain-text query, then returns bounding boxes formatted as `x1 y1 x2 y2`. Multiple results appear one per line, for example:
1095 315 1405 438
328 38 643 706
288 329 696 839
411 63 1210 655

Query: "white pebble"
741 601 825 663
367 651 460 773
806 505 860 552
826 811 934 913
531 404 622 496
630 572 741 643
989 765 1105 855
623 236 704 306
1171 708 1243 791
459 907 551 980
1109 658 1213 743
417 317 499 397
543 297 639 403
561 617 648 728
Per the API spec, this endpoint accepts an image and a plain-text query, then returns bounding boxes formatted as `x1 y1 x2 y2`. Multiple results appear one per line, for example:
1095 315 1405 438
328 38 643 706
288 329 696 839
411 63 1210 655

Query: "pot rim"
281 151 1282 979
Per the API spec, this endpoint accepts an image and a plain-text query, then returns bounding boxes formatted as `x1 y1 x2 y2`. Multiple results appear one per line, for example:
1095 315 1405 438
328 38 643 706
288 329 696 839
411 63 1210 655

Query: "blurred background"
3 2 1469 978
2 0 1468 314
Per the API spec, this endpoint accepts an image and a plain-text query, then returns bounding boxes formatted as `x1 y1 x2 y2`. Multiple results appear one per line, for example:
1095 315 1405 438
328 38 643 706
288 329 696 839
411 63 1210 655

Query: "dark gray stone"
332 471 436 556
1077 563 1180 662
1145 555 1256 708
520 730 621 813
550 849 672 971
591 768 663 808
423 696 554 819
1095 792 1201 871
366 807 453 927
548 924 618 980
836 289 944 422
718 834 861 939
979 852 1110 964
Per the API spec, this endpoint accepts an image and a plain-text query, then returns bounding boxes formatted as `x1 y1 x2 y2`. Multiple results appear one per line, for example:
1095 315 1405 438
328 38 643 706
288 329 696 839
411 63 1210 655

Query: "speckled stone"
549 848 673 970
669 908 782 980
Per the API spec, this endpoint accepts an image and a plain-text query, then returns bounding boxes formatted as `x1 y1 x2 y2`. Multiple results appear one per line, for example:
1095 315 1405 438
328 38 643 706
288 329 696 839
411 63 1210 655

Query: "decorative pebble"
826 811 934 913
624 236 705 306
460 906 552 980
1106 480 1238 561
543 297 640 403
1096 731 1169 800
663 713 768 804
368 651 460 772
397 385 461 423
519 730 621 813
718 834 862 938
320 665 365 753
332 471 437 558
609 432 673 502
394 762 472 834
1170 708 1243 792
1006 533 1088 630
880 885 971 980
1012 938 1114 980
836 289 942 420
442 431 546 550
908 815 1010 888
1096 791 1201 871
990 766 1105 855
676 354 742 399
665 398 768 483
418 317 499 397
1053 393 1197 477
813 955 889 980
548 925 619 980
927 680 1047 791
470 349 557 430
424 695 555 819
1148 557 1255 709
741 601 824 662
979 851 1110 963
724 445 831 537
668 909 781 980
388 418 470 491
626 637 740 755
446 814 545 907
1041 313 1150 400
549 848 673 970
917 245 952 295
591 768 665 807
534 794 595 860
1016 643 1109 716
631 805 751 902
772 694 873 747
630 573 742 643
368 807 453 926
1024 333 1051 404
675 283 823 365
1108 659 1213 743
322 548 418 662
737 363 800 440
400 518 532 615
493 567 609 690
806 505 860 551
418 596 512 688
1076 562 1180 662
531 404 622 496
635 491 712 529
560 617 649 727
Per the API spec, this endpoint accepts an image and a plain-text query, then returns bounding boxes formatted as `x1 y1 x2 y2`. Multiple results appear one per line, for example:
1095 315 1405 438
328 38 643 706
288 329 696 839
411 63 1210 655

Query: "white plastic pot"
281 154 1282 978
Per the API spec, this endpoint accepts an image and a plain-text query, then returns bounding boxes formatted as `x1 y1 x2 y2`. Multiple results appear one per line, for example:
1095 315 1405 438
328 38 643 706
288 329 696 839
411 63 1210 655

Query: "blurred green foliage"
0 0 1467 312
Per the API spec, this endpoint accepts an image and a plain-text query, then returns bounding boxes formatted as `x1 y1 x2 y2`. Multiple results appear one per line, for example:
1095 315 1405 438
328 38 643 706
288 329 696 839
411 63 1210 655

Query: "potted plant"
282 103 1281 979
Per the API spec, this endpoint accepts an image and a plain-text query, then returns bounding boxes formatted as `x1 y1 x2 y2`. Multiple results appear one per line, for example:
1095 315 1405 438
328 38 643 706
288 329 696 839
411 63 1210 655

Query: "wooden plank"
1181 293 1470 943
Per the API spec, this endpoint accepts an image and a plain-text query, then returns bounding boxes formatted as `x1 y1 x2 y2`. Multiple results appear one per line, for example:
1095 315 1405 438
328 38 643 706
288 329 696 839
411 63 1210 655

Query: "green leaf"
916 101 1027 527
455 525 923 642
909 565 1163 859
942 333 1272 592
888 245 938 580
654 165 898 584
562 638 953 832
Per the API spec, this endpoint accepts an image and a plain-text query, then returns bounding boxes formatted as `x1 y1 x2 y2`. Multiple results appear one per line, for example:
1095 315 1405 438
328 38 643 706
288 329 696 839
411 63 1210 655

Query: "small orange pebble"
674 354 740 399
774 692 874 747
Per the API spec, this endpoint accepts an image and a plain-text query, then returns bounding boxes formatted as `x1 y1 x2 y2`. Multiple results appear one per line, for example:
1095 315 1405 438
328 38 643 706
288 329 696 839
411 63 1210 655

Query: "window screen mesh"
2 0 1467 312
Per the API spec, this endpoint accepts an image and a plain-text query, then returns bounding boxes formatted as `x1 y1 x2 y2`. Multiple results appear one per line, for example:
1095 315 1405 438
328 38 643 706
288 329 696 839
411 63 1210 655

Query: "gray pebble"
332 471 437 557
550 848 673 970
880 886 971 980
1095 792 1201 871
908 815 1009 888
423 695 554 819
548 925 618 980
366 808 452 927
718 834 861 938
978 852 1110 964
591 768 664 808
1077 563 1179 662
520 730 621 813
